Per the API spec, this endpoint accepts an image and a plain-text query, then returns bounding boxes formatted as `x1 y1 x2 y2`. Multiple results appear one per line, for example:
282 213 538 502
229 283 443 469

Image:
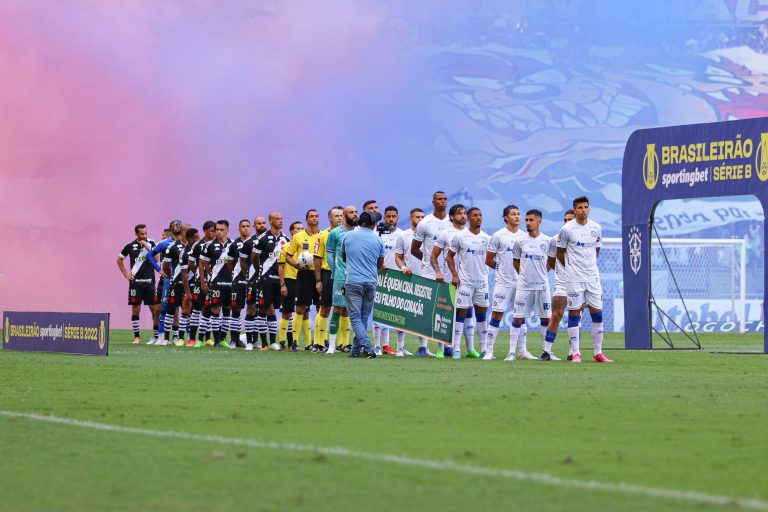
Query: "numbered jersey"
449 229 491 286
488 227 527 287
253 231 291 281
412 213 451 273
201 239 233 285
380 228 403 271
120 238 157 283
556 219 602 282
162 240 189 285
512 234 551 291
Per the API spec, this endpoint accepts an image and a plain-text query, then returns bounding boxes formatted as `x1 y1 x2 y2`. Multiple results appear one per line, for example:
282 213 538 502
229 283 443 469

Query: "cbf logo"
629 226 642 275
642 143 659 189
755 132 768 181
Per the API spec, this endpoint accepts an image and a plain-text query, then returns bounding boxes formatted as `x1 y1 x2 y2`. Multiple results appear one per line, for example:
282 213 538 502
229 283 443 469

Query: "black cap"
359 211 382 227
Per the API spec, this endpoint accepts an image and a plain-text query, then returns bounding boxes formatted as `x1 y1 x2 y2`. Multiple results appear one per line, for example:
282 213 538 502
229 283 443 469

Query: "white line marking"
1 409 765 510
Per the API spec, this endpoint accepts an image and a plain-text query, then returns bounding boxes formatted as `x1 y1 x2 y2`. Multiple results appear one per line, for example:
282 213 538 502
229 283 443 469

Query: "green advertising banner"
373 269 455 344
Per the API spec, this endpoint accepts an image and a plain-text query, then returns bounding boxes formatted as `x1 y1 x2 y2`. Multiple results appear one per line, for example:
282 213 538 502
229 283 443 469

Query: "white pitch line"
1 409 765 510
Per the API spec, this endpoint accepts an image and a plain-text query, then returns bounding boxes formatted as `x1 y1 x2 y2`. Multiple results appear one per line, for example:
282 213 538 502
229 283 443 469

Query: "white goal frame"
603 237 748 333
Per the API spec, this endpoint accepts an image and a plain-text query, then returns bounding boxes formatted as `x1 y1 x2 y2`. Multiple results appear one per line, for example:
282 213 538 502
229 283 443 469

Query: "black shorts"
230 280 248 310
207 283 231 309
296 269 320 307
190 280 206 309
128 281 156 306
319 269 333 308
280 278 297 314
167 282 185 310
258 279 282 311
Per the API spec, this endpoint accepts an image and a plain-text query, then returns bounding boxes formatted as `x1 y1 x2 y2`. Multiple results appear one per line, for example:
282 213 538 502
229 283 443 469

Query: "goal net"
599 237 750 336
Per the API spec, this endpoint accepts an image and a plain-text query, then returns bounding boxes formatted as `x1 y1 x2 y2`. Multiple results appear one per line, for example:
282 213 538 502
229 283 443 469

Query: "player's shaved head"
268 211 283 232
343 205 358 228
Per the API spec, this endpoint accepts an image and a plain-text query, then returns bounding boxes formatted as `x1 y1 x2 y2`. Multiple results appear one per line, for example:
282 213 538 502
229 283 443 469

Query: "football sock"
418 336 428 349
257 314 268 346
339 316 350 346
199 311 210 341
292 316 301 344
131 315 140 338
328 312 339 348
163 313 174 337
396 330 405 351
518 323 528 354
540 319 550 353
373 324 382 348
315 315 327 346
591 311 604 355
287 317 294 344
380 326 390 347
222 308 231 334
472 312 486 353
509 321 522 355
462 315 475 351
268 315 278 344
245 314 256 344
544 329 557 353
486 318 500 355
189 310 200 341
211 314 222 343
152 324 159 339
180 313 189 339
279 317 289 343
230 311 242 342
452 314 465 352
302 317 312 346
568 314 581 354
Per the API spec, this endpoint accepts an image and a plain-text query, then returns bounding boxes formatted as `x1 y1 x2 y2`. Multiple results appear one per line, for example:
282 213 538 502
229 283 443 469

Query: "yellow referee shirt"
286 229 321 271
312 227 332 271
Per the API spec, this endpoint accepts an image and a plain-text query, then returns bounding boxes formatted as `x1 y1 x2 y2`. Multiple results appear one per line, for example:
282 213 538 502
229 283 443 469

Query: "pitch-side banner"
3 311 109 356
373 269 455 344
622 117 768 352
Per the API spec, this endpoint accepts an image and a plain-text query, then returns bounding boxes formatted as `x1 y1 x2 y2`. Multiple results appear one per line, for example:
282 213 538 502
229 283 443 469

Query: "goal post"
601 237 748 335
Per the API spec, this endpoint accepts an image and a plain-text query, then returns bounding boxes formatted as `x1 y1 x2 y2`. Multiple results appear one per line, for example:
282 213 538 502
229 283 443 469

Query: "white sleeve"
511 240 522 259
435 231 447 249
596 224 603 249
547 237 557 258
394 234 406 255
487 233 499 255
413 222 426 243
556 227 568 249
449 234 460 254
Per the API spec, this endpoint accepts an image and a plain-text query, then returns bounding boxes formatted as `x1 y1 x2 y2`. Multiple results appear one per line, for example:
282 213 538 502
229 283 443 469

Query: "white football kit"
512 233 552 319
380 228 403 271
547 236 567 298
434 225 463 282
394 228 422 275
412 213 451 280
556 219 603 310
449 229 491 309
488 227 527 313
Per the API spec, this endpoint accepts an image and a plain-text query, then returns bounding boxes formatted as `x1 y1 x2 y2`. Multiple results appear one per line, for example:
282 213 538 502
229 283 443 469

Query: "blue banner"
3 311 109 356
622 118 768 352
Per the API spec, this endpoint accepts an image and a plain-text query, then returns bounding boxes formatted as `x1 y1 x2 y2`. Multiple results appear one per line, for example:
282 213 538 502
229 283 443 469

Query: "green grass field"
1 330 767 511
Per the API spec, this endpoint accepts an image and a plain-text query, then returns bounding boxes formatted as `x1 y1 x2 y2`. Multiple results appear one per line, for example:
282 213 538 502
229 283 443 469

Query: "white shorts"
567 279 603 310
455 282 490 309
512 289 551 319
491 283 516 313
553 278 567 298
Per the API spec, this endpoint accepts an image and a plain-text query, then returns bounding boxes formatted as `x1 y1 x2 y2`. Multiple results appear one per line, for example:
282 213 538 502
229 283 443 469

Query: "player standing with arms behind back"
556 196 612 363
507 210 552 362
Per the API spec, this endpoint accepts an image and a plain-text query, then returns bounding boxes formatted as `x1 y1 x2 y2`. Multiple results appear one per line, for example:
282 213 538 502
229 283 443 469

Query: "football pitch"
1 331 767 511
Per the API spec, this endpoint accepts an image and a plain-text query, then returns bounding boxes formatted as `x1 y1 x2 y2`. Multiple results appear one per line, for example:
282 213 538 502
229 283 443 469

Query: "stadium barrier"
3 311 109 356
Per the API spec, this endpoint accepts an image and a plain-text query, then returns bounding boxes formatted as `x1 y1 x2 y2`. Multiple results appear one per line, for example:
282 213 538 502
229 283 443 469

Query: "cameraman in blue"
342 210 385 358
